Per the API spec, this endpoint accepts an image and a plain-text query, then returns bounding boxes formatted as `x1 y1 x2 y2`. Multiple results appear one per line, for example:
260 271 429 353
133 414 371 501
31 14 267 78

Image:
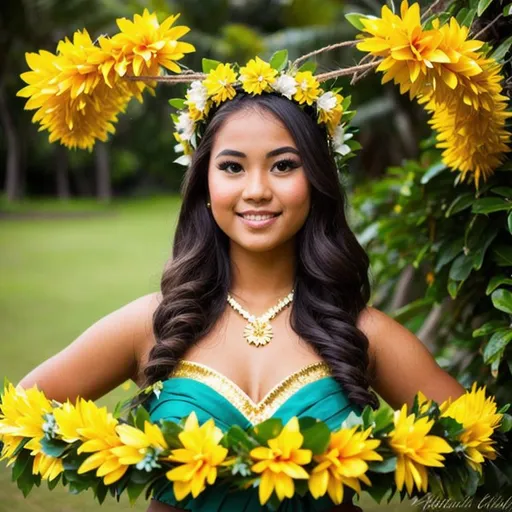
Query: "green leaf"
491 186 512 198
344 12 368 31
135 406 150 430
40 438 68 458
392 298 434 324
368 456 397 473
447 279 463 299
251 418 283 443
493 245 512 266
413 242 431 268
508 211 512 234
168 98 186 110
421 162 447 184
127 481 147 505
499 413 512 433
300 421 331 455
159 421 183 450
491 288 512 314
297 61 317 73
461 7 477 26
47 474 61 491
445 193 475 217
471 223 500 270
225 425 258 452
486 276 512 295
202 58 222 74
472 197 512 214
473 320 508 337
435 237 463 272
269 50 288 71
491 35 512 62
504 3 512 16
12 449 31 482
449 253 473 282
477 0 493 16
483 328 512 363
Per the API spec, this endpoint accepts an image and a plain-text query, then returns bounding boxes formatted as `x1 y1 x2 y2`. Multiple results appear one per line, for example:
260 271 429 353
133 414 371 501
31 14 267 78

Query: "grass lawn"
0 197 416 511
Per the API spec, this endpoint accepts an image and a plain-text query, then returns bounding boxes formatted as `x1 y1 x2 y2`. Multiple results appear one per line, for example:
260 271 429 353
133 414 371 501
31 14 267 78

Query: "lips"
236 213 281 219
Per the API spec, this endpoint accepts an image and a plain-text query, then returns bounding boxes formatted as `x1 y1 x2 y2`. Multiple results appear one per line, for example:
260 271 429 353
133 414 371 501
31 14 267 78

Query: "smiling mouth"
236 213 282 219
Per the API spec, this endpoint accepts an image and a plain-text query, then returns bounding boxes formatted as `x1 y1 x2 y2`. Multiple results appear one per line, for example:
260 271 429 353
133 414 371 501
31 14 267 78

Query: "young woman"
18 92 466 511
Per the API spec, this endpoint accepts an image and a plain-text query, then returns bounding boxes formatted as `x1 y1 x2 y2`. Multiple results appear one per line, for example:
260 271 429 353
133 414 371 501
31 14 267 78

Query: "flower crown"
170 54 356 167
17 1 512 189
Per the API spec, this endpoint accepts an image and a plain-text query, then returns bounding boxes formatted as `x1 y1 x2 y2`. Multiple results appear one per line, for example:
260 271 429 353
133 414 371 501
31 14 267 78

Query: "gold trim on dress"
170 360 333 424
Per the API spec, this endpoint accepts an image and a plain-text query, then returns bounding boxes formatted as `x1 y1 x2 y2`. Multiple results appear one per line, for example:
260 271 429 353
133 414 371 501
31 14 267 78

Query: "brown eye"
273 159 301 172
218 161 243 174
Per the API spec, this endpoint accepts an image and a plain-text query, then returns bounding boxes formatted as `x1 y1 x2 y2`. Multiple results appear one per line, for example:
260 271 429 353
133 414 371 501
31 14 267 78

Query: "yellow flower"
111 9 195 76
308 426 382 505
316 91 344 135
293 71 321 105
173 132 193 156
250 417 312 505
165 411 229 501
417 390 432 414
424 60 512 189
357 1 450 97
239 57 277 95
17 32 133 151
32 453 64 481
0 383 64 481
55 399 128 485
389 404 453 495
440 383 502 474
111 420 168 469
203 63 237 105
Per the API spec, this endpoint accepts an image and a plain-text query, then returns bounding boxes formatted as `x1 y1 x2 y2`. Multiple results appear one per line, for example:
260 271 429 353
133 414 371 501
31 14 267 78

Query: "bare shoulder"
356 306 465 409
17 291 163 403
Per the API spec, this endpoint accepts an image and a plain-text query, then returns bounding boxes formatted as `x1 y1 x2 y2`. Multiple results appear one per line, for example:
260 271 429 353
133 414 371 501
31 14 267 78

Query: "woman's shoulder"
126 291 163 385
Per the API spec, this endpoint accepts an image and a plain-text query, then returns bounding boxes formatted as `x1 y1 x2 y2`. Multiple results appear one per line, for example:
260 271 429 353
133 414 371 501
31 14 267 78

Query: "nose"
241 167 273 202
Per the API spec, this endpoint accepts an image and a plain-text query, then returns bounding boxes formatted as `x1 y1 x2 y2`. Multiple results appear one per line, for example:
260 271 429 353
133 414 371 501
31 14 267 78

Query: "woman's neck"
228 240 296 311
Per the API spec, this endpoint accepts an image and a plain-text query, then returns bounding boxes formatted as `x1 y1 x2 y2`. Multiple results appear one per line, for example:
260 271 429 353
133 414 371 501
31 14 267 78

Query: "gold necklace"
226 289 294 347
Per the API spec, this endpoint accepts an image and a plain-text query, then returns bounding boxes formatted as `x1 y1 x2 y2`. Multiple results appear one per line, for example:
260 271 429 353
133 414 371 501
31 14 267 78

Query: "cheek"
208 170 235 208
281 175 311 213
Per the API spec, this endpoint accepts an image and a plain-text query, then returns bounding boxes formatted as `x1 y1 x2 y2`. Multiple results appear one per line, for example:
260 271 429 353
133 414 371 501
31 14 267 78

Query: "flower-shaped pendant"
243 319 273 347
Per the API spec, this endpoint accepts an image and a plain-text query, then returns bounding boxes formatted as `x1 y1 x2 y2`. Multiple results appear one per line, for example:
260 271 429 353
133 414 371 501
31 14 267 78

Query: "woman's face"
207 107 311 253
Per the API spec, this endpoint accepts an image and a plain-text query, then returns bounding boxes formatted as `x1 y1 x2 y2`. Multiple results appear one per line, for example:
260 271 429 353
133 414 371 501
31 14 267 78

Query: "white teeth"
242 214 276 221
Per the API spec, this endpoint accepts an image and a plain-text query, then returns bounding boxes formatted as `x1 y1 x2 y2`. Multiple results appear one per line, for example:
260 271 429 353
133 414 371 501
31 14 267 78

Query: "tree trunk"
0 86 22 201
55 144 70 199
95 142 111 202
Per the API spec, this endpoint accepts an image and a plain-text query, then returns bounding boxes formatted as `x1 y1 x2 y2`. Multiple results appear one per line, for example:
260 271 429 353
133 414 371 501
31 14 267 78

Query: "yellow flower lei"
0 380 510 507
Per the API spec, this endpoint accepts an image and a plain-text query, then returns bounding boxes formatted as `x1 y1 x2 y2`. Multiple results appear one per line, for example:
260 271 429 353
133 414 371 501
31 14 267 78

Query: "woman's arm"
357 306 466 409
17 291 161 402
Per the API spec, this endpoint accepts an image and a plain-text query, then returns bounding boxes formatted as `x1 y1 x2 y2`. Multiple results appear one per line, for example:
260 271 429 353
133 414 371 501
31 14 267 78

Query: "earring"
206 201 211 208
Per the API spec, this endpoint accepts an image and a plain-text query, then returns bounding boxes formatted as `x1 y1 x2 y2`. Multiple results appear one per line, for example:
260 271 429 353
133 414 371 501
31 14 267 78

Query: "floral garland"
170 54 356 170
0 380 510 508
16 2 511 190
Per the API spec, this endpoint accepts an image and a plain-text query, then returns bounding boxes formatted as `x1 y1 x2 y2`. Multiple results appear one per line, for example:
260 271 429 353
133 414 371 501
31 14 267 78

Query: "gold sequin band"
171 360 332 424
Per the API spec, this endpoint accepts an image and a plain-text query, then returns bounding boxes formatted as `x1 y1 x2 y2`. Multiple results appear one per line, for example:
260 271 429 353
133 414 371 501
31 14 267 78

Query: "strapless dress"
145 360 362 511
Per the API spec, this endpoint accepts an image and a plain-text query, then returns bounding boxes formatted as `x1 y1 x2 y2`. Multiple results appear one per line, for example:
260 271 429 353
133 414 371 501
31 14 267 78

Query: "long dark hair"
142 92 379 410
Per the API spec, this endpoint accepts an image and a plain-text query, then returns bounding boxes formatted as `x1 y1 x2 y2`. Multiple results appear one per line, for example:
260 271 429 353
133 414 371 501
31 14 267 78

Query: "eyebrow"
215 146 300 159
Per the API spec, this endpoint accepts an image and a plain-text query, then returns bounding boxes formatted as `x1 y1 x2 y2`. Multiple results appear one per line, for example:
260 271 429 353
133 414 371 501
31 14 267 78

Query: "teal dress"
146 360 361 511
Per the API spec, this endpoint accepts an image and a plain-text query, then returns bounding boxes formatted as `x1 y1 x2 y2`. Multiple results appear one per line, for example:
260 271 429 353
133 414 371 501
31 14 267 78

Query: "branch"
472 13 504 40
316 60 382 82
124 73 206 84
292 40 358 68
